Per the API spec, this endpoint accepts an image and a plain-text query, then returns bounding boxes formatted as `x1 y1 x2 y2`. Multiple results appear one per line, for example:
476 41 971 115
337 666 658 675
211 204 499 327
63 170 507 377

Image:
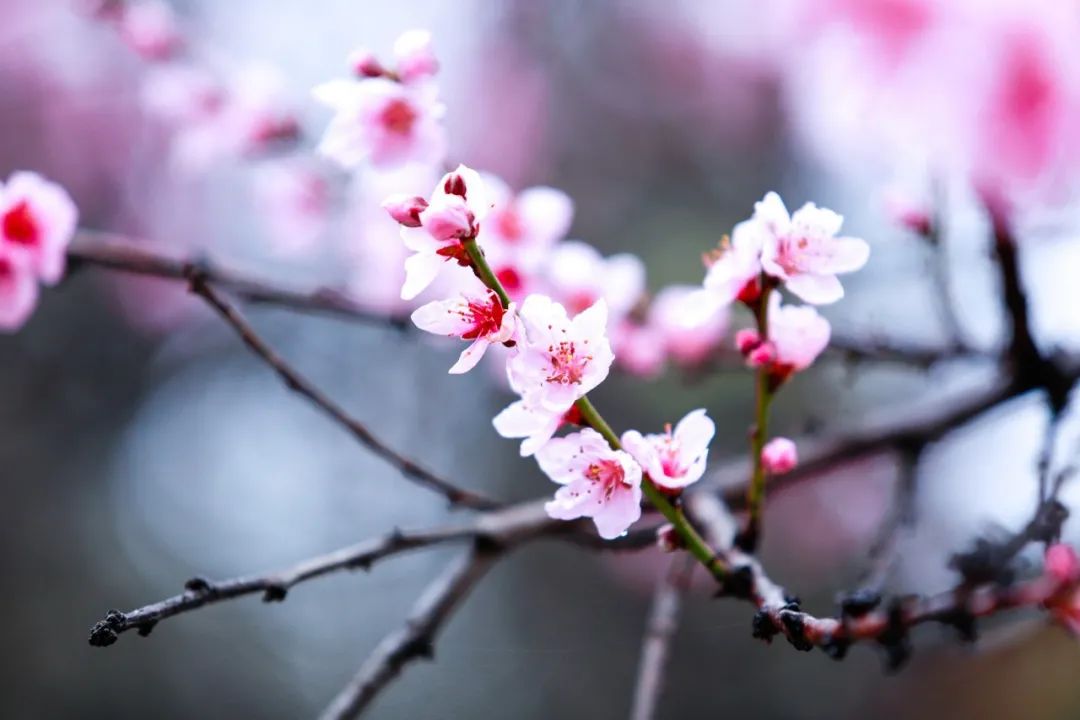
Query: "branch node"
877 599 912 672
184 576 213 595
778 609 814 652
939 608 978 643
839 589 882 618
715 564 755 600
262 584 288 603
751 609 778 643
136 621 157 637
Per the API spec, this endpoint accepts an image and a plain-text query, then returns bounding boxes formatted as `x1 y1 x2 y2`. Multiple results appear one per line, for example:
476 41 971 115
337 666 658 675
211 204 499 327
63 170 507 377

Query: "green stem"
576 397 729 581
462 238 511 308
465 235 729 580
743 283 775 550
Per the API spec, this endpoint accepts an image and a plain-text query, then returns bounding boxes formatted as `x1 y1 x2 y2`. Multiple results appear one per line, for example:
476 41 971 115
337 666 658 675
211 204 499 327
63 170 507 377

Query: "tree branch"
88 500 658 647
319 542 501 720
856 447 921 593
629 554 695 720
827 334 986 369
183 269 499 510
687 492 1074 668
68 230 409 329
711 376 1018 508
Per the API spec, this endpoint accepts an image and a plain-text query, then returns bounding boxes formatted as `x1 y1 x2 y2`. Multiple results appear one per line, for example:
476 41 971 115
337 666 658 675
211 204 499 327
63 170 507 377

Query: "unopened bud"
382 194 428 227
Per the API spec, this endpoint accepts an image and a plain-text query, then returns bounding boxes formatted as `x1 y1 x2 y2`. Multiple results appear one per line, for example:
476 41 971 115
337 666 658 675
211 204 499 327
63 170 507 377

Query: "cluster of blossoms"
379 151 865 538
325 33 876 541
0 173 78 330
314 30 445 170
315 36 724 379
95 1 301 172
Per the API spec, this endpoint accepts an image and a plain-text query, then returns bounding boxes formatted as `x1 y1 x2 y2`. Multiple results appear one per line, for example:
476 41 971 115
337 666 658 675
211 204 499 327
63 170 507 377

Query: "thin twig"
68 230 409 329
857 447 921 593
629 554 695 720
88 500 659 646
184 269 499 510
88 524 477 646
827 334 985 369
319 542 501 720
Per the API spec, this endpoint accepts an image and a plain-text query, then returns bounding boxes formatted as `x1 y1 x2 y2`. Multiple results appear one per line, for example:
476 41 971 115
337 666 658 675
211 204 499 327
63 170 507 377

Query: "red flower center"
2 200 40 246
585 459 626 499
380 98 418 135
546 340 589 385
461 293 505 340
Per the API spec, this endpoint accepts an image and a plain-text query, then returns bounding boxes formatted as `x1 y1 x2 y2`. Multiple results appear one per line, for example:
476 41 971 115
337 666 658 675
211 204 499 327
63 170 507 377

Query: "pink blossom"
227 66 300 155
611 320 666 378
117 0 183 61
621 409 715 492
252 161 330 257
755 192 870 305
761 437 798 475
1046 544 1080 585
411 290 516 374
313 77 446 170
508 294 615 413
390 165 492 300
767 294 831 379
883 185 932 236
0 172 78 285
647 285 727 366
0 251 39 332
706 227 763 302
1045 544 1080 636
542 241 645 322
971 20 1080 194
477 176 573 295
537 428 643 539
345 165 436 316
493 402 583 457
393 30 439 85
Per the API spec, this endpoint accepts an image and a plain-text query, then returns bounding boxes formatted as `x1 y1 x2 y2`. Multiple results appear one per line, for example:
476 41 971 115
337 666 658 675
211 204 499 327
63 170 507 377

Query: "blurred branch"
856 448 921 593
319 542 501 720
630 554 695 720
68 230 409 329
89 500 657 647
185 269 500 510
826 334 988 369
711 376 1019 507
985 203 1073 410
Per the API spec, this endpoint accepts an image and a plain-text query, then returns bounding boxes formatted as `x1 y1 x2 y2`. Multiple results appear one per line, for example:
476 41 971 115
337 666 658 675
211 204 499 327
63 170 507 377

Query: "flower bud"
761 437 797 475
394 30 439 84
382 194 428 227
349 48 386 78
747 341 776 368
420 195 475 241
735 328 761 355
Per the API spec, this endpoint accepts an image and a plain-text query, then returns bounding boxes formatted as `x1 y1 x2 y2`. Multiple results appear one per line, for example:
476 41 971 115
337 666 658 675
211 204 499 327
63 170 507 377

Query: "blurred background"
4 0 1080 717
